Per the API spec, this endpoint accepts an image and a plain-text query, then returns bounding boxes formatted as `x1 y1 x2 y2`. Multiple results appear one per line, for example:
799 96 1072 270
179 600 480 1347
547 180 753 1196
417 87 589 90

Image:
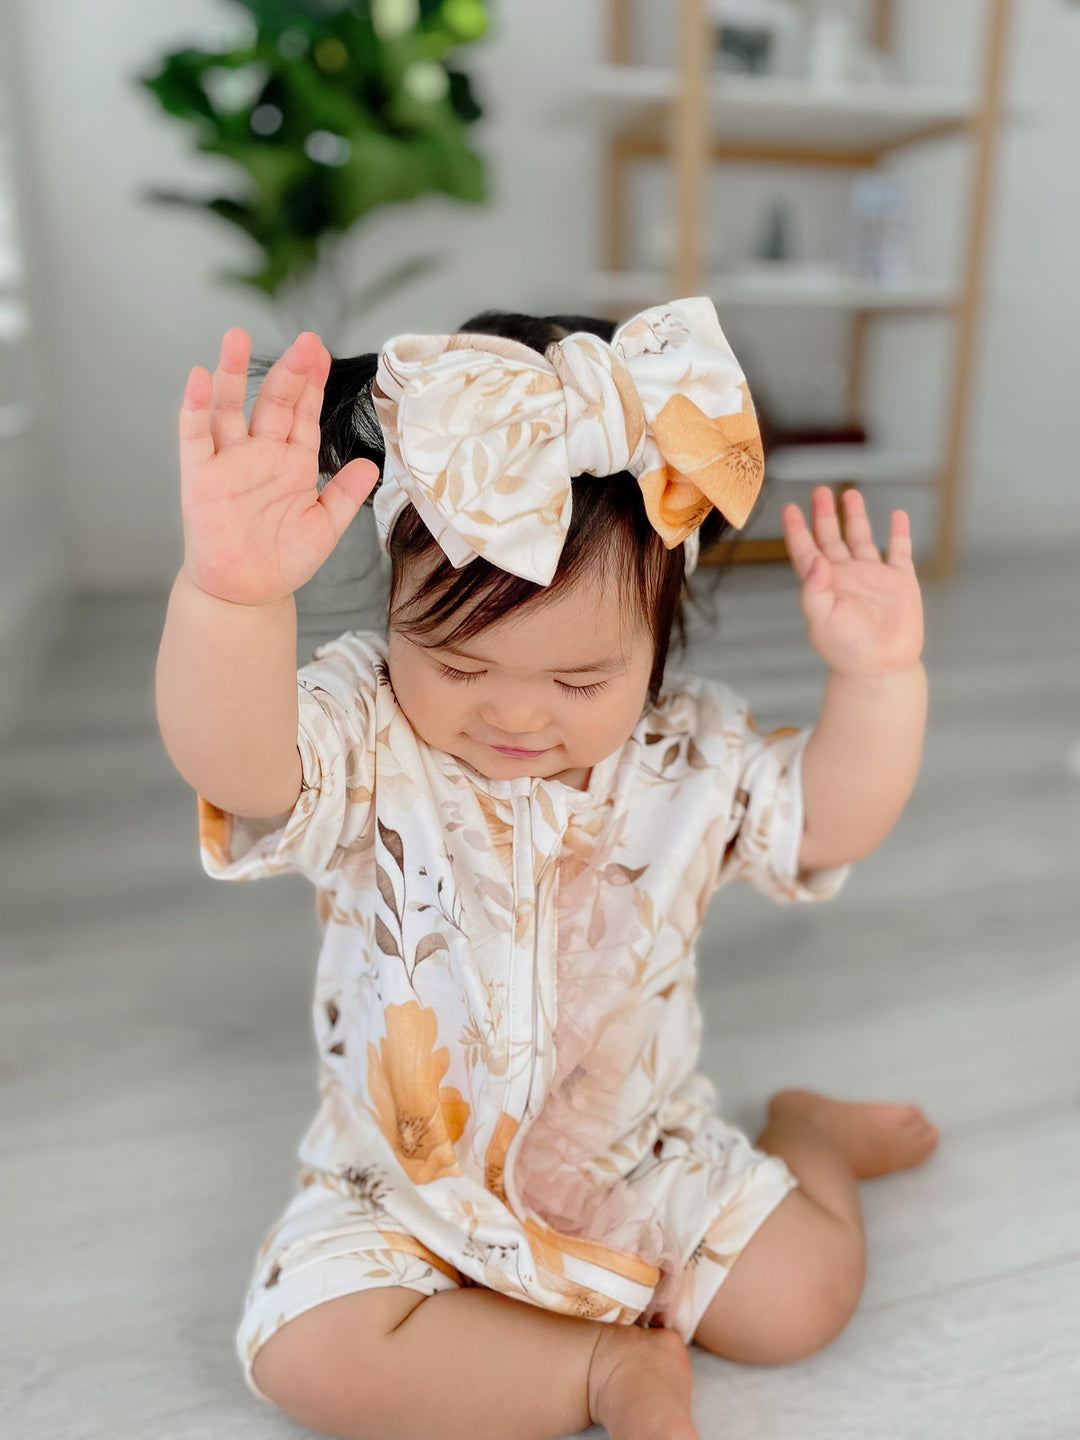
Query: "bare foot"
766 1088 940 1180
587 1324 699 1440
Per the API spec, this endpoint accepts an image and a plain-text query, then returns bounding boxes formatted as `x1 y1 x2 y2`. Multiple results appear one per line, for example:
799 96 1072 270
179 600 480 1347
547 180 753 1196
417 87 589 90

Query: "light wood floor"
1 547 1078 1439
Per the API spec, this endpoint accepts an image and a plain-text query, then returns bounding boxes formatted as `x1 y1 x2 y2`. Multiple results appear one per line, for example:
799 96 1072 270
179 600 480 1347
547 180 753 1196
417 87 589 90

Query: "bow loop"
374 334 572 583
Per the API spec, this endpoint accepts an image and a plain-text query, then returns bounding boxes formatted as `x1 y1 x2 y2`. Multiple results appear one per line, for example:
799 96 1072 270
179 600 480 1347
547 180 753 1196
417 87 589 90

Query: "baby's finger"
886 509 914 569
248 332 323 444
287 342 332 456
178 365 215 472
841 488 881 562
315 458 380 542
208 328 252 451
781 501 820 581
811 486 851 563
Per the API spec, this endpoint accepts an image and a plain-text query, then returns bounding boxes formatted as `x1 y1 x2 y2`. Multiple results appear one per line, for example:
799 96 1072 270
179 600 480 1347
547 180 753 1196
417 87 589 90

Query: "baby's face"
387 572 654 788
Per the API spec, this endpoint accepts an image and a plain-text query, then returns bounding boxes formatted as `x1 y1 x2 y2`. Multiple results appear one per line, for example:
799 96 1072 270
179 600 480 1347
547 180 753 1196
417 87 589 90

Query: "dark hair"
313 310 731 703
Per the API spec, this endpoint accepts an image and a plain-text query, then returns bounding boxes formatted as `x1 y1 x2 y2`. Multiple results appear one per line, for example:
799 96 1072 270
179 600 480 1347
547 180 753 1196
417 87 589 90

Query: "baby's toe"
899 1103 934 1129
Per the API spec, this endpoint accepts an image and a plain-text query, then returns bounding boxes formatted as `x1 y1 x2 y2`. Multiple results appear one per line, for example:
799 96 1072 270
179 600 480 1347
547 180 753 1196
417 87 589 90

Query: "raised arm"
157 575 302 817
155 328 377 817
782 487 927 872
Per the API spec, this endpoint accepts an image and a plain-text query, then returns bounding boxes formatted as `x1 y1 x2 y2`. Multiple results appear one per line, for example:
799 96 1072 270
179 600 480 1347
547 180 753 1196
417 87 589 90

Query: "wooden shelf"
597 0 1013 575
767 445 937 486
588 268 956 312
588 66 977 159
699 536 790 564
698 446 937 565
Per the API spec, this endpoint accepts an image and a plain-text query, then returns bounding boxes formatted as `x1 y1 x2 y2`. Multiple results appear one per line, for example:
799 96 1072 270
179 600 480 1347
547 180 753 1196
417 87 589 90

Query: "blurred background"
1 3 1078 1438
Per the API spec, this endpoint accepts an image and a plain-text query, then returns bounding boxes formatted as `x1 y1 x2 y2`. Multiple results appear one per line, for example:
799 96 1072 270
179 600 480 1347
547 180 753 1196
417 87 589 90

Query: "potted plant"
139 0 489 349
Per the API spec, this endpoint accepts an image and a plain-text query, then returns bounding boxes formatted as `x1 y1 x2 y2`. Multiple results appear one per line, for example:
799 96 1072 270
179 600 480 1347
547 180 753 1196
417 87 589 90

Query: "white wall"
6 0 1080 597
0 10 72 736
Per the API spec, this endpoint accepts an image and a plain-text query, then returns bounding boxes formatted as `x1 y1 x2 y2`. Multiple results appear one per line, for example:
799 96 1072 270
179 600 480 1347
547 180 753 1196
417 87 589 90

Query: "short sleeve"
197 631 381 888
719 721 849 902
676 677 849 904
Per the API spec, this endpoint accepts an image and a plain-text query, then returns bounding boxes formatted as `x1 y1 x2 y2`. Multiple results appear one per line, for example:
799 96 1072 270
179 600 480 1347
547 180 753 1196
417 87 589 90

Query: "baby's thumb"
315 458 380 543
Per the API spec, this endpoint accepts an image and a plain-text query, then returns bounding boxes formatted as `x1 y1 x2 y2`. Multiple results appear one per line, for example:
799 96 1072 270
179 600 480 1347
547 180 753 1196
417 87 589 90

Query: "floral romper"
197 631 847 1397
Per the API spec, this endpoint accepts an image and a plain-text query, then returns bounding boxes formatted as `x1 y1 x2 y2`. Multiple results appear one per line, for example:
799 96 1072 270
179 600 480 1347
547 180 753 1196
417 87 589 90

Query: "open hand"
782 487 924 676
178 328 379 607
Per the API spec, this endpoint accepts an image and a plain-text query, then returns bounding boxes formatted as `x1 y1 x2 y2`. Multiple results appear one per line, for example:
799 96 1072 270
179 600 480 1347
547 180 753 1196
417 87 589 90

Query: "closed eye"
436 660 609 699
556 680 609 699
437 662 484 684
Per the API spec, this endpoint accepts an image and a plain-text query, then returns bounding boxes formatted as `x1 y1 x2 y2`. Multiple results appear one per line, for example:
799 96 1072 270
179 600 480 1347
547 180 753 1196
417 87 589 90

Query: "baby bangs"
388 476 688 703
312 309 732 703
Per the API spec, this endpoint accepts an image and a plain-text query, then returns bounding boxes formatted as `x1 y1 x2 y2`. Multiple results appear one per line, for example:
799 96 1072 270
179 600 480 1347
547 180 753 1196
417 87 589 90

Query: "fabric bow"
371 297 764 586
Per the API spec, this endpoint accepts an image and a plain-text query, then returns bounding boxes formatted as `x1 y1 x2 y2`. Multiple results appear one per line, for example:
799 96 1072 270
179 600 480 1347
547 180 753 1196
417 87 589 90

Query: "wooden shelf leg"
605 133 631 280
672 0 709 297
847 308 870 431
872 0 894 51
609 0 631 64
933 0 1013 578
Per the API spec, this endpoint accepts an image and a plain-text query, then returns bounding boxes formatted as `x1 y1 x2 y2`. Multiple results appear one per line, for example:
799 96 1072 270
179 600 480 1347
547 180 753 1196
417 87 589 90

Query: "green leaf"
139 52 219 124
446 68 483 124
136 0 488 299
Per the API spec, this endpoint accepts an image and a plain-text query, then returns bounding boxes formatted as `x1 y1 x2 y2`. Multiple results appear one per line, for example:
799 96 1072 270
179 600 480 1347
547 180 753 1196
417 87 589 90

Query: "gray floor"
1 547 1079 1439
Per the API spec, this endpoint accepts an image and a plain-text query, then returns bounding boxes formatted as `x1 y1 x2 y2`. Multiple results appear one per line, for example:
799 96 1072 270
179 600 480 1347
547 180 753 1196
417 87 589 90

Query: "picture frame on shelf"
707 0 803 77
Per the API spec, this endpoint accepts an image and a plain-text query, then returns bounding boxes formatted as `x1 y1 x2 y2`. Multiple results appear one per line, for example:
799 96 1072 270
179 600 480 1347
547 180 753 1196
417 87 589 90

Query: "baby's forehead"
441 636 633 675
421 573 649 671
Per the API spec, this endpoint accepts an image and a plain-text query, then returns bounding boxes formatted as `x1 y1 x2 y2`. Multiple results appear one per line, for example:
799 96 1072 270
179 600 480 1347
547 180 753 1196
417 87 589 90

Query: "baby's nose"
482 695 550 736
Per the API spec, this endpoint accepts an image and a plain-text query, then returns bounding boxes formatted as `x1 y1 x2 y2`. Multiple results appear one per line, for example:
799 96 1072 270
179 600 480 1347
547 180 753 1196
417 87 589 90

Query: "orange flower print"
197 796 230 868
368 1001 469 1184
483 1111 519 1201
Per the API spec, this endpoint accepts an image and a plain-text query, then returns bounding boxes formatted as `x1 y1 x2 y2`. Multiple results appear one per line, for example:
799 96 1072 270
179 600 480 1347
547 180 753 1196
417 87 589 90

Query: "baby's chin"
451 737 591 788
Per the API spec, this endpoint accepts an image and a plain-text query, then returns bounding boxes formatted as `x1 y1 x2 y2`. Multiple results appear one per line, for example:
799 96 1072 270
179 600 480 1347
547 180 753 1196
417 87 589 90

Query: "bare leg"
694 1090 939 1363
253 1283 699 1440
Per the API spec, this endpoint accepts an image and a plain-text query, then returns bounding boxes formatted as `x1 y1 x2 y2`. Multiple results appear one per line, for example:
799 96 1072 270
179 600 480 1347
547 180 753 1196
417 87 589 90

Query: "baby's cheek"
580 699 641 762
387 666 443 744
419 692 463 747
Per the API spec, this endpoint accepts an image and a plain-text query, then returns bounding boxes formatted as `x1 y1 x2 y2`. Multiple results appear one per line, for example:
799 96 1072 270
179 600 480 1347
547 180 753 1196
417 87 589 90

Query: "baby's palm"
782 487 924 676
179 329 378 606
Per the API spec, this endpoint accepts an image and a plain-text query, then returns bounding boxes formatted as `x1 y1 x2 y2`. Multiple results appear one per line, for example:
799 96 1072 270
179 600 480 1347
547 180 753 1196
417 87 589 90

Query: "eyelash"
435 663 609 700
561 681 609 700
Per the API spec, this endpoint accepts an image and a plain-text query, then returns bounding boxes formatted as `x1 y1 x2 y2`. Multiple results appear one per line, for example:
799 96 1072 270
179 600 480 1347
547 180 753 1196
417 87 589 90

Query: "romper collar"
443 741 624 813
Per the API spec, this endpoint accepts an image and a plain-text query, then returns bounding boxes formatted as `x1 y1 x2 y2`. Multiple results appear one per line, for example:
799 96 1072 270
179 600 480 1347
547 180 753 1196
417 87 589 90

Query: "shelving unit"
595 0 1012 573
589 268 956 312
589 65 980 153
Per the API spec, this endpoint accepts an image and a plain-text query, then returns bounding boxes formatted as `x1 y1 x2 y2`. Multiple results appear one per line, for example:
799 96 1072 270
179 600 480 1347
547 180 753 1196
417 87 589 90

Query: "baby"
157 299 937 1440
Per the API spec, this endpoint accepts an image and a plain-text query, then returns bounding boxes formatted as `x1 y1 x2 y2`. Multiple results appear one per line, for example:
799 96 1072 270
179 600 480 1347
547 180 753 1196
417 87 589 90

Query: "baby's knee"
695 1214 866 1365
791 1228 867 1358
252 1287 426 1438
772 1220 867 1362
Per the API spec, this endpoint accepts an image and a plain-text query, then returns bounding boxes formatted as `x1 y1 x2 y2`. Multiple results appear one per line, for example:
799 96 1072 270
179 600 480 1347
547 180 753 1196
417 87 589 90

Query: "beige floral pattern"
372 297 765 584
201 630 847 1373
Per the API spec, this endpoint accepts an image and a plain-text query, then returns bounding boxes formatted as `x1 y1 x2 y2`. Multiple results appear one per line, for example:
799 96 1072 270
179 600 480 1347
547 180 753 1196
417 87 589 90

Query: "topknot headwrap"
371 296 764 586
